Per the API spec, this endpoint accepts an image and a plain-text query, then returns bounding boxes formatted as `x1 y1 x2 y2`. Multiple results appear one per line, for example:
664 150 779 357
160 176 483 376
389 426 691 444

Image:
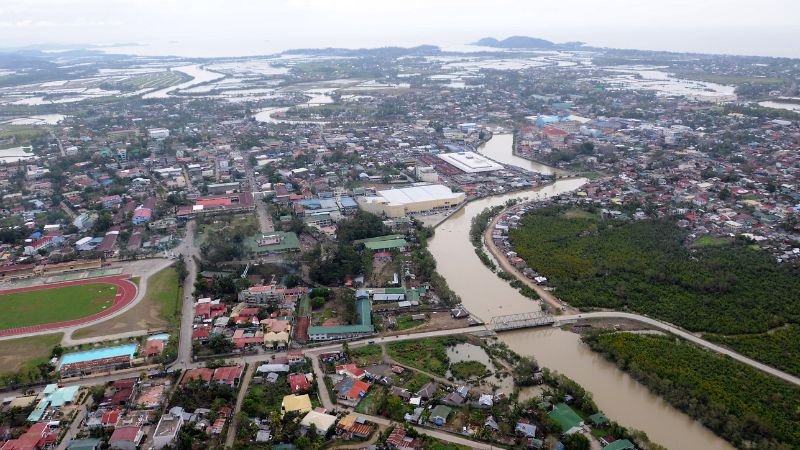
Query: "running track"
0 275 138 338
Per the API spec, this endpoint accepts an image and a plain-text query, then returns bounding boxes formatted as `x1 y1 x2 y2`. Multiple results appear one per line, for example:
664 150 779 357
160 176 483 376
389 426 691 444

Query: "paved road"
225 363 256 448
242 152 274 233
557 312 800 387
55 397 93 450
175 221 200 366
483 208 577 315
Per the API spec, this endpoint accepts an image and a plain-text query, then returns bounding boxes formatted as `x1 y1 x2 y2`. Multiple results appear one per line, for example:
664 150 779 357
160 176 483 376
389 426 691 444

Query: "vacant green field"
386 335 465 376
0 333 62 379
0 283 117 330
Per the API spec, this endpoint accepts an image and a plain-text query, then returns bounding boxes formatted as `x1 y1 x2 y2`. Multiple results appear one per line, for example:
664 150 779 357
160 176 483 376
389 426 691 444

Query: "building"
207 182 241 195
148 128 170 140
58 345 137 378
132 207 152 225
281 395 312 416
357 184 465 218
436 151 504 173
179 192 255 218
307 298 373 341
152 414 183 449
244 232 301 256
300 411 337 436
108 426 144 450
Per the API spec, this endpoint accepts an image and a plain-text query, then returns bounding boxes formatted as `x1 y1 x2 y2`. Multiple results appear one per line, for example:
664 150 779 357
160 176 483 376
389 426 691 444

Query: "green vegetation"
0 333 62 388
470 205 505 271
449 360 487 379
706 325 800 377
386 336 465 377
310 211 391 285
0 283 117 330
349 344 383 366
691 235 731 248
354 386 385 415
509 207 799 334
242 377 292 418
585 332 800 449
145 266 182 324
395 315 425 331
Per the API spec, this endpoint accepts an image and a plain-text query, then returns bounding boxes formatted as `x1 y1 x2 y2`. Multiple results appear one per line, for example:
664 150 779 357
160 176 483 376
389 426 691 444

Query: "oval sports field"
0 275 138 337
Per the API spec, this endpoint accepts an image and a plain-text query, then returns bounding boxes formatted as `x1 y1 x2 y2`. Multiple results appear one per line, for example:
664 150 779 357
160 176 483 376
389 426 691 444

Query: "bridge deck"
489 311 555 331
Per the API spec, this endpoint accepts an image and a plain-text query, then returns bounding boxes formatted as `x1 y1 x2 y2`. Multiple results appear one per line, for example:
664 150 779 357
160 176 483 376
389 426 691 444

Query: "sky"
0 0 799 58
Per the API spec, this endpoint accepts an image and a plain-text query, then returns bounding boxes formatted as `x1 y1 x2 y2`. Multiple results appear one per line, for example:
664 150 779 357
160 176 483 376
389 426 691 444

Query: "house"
143 340 165 358
299 411 337 436
335 363 366 379
386 426 419 450
484 416 500 432
213 366 244 387
515 421 537 438
287 373 311 394
336 413 374 440
131 207 152 225
603 439 635 450
415 382 438 400
548 403 584 434
1 422 59 450
281 394 312 416
152 414 183 449
477 393 494 408
429 405 452 426
287 350 305 365
257 364 290 374
340 379 370 405
181 368 214 385
108 425 144 450
66 438 102 450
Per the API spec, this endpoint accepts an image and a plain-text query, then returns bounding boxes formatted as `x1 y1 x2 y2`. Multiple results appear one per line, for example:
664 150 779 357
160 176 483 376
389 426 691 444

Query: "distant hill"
475 36 557 49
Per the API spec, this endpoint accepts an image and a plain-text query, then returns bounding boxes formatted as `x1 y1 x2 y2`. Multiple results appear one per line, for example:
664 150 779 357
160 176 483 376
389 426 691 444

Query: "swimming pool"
147 333 170 341
58 344 137 369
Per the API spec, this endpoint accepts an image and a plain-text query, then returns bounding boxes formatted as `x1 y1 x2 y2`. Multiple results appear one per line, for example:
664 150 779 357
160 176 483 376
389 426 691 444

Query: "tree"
718 187 731 200
208 334 233 354
563 433 591 450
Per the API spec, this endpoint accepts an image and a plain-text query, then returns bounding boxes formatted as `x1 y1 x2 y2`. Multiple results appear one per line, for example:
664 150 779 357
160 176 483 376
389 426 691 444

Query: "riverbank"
482 199 579 315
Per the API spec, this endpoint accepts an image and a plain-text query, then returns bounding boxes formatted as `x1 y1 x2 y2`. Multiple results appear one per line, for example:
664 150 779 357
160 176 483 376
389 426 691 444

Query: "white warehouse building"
357 184 465 218
436 151 503 173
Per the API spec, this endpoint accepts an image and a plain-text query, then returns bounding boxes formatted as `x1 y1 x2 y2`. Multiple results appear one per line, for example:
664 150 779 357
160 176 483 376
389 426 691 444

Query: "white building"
436 152 503 173
148 128 170 140
357 184 465 218
152 413 183 449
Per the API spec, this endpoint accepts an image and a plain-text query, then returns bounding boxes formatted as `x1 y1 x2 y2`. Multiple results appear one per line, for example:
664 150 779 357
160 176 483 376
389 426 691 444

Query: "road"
483 208 577 315
242 152 274 233
225 363 256 448
175 220 200 366
55 397 92 450
557 312 800 387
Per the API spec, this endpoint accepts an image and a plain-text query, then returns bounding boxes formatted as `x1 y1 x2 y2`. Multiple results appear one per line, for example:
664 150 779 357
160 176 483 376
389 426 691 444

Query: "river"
429 135 733 450
142 65 225 99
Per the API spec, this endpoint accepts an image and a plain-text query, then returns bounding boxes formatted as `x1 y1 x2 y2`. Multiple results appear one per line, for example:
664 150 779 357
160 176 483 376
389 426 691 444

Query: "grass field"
0 283 118 330
0 333 62 376
386 336 465 377
73 267 180 339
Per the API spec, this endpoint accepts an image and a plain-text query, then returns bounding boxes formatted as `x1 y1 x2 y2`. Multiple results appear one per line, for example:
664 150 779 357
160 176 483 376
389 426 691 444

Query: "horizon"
0 0 799 59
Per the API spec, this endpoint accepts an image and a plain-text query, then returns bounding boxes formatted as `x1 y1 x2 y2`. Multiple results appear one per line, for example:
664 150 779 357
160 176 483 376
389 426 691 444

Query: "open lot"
73 267 180 339
0 333 62 375
0 282 117 331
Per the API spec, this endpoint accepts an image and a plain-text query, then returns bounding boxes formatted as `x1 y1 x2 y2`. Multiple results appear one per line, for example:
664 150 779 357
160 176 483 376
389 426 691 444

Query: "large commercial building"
357 184 465 218
436 151 503 173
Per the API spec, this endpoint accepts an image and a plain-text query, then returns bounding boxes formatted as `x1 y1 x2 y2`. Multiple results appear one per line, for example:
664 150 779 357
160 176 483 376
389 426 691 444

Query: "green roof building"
604 439 635 450
548 403 584 433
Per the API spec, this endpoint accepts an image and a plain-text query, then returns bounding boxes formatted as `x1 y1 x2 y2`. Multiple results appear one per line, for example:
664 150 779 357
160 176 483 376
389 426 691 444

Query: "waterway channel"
428 135 734 450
